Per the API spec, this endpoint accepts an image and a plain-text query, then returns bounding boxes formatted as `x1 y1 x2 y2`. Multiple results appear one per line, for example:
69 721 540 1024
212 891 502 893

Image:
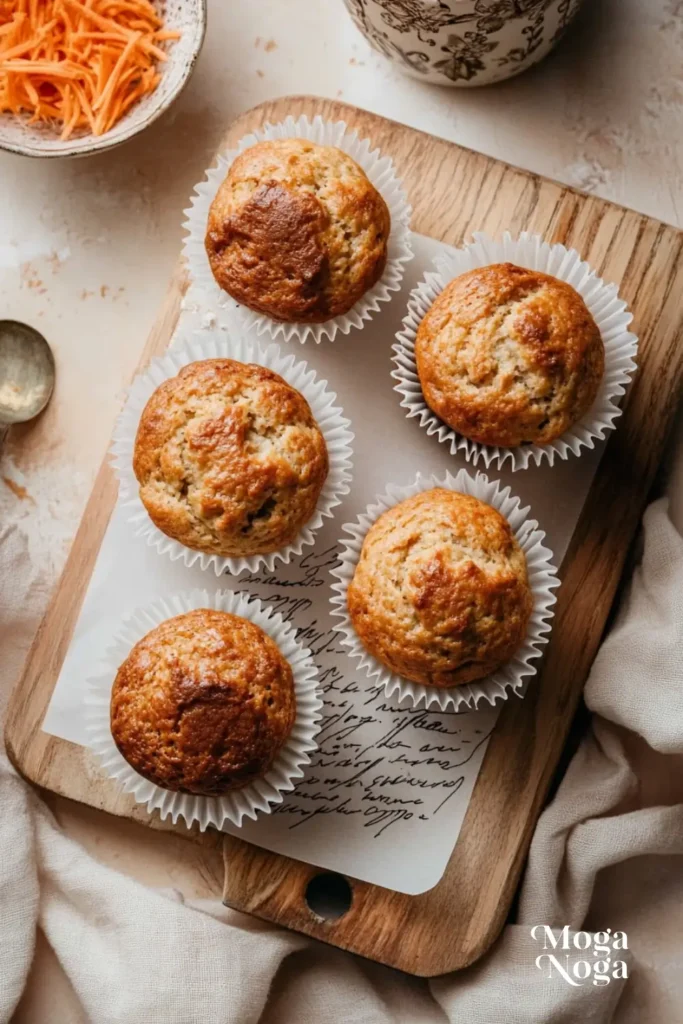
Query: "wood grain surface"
6 96 683 976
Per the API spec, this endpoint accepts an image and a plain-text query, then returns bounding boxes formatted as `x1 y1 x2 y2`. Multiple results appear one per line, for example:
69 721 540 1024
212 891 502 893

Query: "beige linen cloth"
3 444 683 1022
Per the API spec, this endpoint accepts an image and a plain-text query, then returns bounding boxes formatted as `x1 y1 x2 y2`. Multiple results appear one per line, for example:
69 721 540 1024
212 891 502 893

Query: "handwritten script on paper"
228 540 500 892
41 496 501 893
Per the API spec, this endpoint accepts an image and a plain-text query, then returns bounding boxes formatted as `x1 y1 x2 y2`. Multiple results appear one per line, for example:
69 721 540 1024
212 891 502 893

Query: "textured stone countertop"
1 0 682 970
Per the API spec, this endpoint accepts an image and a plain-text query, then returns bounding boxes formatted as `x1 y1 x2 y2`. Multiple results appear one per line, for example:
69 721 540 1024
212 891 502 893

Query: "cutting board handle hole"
305 872 353 920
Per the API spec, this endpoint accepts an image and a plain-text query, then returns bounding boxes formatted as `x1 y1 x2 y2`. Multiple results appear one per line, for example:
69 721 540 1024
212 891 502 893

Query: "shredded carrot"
0 0 180 139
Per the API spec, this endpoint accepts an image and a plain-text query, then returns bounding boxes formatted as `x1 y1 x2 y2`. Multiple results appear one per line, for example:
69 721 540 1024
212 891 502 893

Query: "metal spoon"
0 320 55 449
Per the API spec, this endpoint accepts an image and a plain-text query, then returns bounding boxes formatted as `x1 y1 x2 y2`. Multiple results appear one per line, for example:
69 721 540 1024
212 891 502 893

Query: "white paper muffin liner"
392 232 639 471
330 469 560 712
182 114 414 344
111 328 354 576
84 588 322 831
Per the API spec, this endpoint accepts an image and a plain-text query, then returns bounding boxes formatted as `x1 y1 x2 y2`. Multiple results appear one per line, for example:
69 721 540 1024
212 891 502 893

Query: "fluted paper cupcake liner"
392 231 638 471
84 588 322 831
330 469 560 712
183 114 413 344
111 328 354 576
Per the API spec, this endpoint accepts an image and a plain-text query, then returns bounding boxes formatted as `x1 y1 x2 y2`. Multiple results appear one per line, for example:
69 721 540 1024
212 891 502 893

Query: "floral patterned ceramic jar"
342 0 584 87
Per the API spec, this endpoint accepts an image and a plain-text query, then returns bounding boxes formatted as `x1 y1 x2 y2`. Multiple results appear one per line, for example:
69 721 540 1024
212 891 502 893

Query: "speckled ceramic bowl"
0 0 206 158
343 0 584 87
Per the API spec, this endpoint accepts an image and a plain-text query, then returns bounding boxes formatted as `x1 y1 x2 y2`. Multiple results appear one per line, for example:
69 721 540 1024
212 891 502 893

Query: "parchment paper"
42 233 604 894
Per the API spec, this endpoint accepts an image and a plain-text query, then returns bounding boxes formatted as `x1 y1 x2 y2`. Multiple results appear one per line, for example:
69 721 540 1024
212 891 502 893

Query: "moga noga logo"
530 926 629 987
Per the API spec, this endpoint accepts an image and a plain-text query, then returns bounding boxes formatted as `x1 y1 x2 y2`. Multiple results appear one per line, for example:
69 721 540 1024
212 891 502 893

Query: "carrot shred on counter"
0 0 181 140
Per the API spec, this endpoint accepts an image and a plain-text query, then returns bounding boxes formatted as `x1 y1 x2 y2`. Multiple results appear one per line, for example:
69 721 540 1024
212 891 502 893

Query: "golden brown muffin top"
347 489 532 688
133 359 329 558
205 139 390 323
110 609 296 795
415 263 605 447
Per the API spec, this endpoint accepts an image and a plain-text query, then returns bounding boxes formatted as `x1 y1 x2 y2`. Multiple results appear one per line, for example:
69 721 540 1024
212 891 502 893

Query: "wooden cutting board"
6 96 683 977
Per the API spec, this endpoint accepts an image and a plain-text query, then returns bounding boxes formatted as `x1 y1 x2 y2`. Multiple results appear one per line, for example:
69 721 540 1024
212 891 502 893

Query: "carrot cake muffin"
110 609 296 795
205 138 390 322
133 358 329 558
415 263 605 447
347 488 532 688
